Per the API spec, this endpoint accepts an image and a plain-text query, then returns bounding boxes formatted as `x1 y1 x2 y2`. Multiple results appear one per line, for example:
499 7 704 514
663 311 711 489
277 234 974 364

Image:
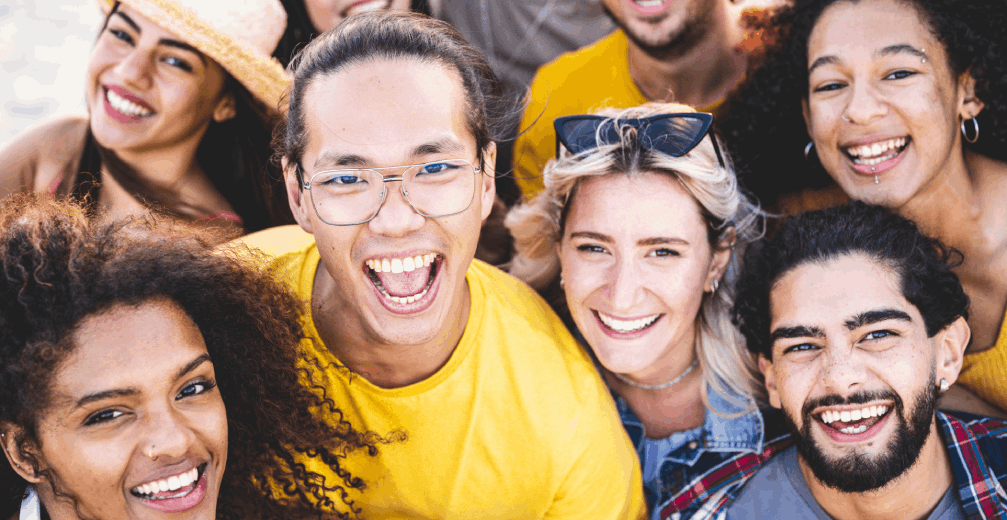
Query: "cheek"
38 429 134 506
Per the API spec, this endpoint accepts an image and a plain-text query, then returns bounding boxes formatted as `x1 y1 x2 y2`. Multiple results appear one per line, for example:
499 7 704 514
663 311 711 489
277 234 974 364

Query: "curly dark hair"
0 194 377 519
733 202 970 359
719 0 1007 207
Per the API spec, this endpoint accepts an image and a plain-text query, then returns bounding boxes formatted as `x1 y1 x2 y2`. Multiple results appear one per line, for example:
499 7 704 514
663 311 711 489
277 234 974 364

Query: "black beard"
601 1 714 62
782 372 938 493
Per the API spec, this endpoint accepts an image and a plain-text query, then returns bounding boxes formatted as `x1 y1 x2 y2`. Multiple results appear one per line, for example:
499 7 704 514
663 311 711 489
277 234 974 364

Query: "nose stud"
842 114 851 122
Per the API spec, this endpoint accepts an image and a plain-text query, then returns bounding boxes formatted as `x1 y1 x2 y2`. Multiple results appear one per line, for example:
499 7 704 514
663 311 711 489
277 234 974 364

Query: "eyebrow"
808 43 928 75
73 354 213 409
844 308 913 330
313 138 467 170
569 231 689 247
112 12 207 66
770 325 826 344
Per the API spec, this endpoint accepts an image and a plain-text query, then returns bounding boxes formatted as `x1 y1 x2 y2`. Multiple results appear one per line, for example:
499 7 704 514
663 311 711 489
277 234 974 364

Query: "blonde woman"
506 103 791 519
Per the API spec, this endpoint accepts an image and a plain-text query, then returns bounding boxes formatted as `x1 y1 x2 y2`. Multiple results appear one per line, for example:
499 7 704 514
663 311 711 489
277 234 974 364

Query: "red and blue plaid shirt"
662 411 1007 519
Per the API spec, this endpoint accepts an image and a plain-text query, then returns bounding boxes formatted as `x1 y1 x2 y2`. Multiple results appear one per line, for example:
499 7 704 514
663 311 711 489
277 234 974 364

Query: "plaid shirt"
664 411 1007 520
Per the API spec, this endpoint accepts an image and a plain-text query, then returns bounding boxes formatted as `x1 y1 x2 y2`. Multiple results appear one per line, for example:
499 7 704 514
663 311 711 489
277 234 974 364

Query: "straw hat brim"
95 0 290 113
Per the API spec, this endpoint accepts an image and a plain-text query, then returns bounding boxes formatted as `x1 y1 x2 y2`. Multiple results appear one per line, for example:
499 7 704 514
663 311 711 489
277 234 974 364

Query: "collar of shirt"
937 411 1007 520
615 382 763 468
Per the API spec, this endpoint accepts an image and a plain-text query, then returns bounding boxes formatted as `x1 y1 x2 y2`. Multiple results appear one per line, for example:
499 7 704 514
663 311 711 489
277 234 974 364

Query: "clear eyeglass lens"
308 159 478 225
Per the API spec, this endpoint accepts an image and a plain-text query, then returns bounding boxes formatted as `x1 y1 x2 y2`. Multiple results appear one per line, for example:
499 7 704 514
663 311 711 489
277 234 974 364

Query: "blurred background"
0 0 101 146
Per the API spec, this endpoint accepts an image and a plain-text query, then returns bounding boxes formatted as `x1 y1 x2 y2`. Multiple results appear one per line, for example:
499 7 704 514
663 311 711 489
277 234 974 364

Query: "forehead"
769 254 922 331
566 172 707 239
301 58 473 167
54 300 208 400
809 0 939 63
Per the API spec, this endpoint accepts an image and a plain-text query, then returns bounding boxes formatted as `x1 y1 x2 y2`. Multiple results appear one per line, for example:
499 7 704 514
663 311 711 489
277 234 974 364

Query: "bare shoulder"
0 115 89 196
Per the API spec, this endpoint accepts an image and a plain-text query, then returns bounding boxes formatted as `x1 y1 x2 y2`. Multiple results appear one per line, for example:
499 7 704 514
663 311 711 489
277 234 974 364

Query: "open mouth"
130 463 206 500
630 0 667 6
818 404 891 435
843 137 909 167
342 0 392 16
365 253 441 307
594 310 662 334
104 87 155 119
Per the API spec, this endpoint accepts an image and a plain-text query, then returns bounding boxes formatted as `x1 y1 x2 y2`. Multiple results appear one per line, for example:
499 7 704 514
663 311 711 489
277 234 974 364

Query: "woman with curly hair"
506 103 793 519
719 0 1007 413
0 194 374 520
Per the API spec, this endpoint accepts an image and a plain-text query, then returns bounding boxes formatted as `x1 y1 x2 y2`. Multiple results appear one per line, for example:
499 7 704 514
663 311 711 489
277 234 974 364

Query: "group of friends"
0 0 1005 519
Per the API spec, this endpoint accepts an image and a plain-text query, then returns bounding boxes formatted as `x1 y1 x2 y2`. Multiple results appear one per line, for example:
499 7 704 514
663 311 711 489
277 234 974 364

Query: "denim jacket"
615 386 792 520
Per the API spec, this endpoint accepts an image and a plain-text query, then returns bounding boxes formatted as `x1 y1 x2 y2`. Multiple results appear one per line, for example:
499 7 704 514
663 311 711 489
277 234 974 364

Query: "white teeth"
820 405 890 425
845 138 907 164
597 312 660 333
840 411 851 422
632 0 666 6
105 88 153 117
390 258 403 274
132 467 199 497
403 257 415 272
850 409 862 421
368 254 436 274
381 259 391 272
840 424 868 434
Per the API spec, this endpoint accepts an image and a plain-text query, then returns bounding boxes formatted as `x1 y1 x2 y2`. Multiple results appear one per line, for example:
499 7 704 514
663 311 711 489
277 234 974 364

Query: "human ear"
705 227 735 291
1 425 43 484
758 355 782 409
957 71 985 121
935 316 970 386
801 97 813 137
212 92 237 123
282 157 314 234
479 142 497 222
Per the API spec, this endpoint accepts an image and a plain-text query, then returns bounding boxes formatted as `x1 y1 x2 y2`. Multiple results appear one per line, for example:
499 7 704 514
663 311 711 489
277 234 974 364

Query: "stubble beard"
601 0 715 61
783 371 938 493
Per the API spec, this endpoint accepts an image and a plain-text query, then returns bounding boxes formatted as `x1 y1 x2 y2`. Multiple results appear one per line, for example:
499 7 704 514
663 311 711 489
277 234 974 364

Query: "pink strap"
47 173 65 195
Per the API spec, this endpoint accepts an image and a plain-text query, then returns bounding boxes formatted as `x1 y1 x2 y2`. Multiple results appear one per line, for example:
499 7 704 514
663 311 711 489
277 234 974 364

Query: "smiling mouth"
365 253 441 305
342 0 392 16
630 0 667 6
104 87 155 118
130 463 205 500
818 404 891 435
594 311 662 334
843 137 910 166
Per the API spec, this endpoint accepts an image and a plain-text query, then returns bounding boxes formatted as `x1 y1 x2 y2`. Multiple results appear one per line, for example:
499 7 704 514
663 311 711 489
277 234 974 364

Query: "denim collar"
615 383 764 467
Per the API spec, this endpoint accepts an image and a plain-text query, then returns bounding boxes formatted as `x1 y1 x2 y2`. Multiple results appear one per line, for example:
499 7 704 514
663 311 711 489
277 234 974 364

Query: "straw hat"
95 0 290 111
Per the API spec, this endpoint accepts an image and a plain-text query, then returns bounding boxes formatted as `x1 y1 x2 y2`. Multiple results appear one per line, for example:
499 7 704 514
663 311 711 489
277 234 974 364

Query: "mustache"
801 389 902 419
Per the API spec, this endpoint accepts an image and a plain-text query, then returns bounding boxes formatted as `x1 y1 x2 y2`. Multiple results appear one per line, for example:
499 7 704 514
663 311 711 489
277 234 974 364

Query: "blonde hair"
506 102 766 413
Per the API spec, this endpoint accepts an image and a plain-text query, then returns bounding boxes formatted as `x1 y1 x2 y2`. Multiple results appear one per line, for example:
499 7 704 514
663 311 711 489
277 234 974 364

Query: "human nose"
112 48 153 90
606 255 646 311
842 80 887 125
140 408 196 462
819 345 868 396
366 179 426 237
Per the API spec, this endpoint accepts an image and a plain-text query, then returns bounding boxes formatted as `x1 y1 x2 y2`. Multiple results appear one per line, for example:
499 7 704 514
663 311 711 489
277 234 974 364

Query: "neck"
802 420 953 520
898 148 980 253
311 259 470 389
625 3 745 107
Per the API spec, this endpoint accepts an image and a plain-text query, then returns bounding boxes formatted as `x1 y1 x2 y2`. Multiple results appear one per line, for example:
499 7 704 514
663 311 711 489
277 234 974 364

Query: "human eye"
647 248 680 258
177 379 216 400
418 161 459 176
576 244 608 254
863 330 895 341
883 69 916 80
812 81 845 93
84 409 125 426
106 26 135 45
782 343 819 355
318 171 367 187
161 55 193 73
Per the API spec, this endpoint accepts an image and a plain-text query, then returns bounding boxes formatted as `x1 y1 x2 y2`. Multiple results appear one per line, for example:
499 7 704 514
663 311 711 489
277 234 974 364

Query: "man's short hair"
733 202 969 359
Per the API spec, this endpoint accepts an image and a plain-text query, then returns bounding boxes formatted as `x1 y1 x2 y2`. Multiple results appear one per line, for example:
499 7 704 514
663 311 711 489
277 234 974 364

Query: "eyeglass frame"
297 159 484 226
553 112 726 168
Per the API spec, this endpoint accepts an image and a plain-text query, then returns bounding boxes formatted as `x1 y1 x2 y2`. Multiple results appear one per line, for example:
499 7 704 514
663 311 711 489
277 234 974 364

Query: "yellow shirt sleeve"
958 312 1007 413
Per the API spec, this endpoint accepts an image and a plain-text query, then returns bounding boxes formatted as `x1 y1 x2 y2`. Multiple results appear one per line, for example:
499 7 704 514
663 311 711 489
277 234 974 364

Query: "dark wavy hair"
733 202 970 359
275 10 508 184
719 0 1007 207
0 195 376 519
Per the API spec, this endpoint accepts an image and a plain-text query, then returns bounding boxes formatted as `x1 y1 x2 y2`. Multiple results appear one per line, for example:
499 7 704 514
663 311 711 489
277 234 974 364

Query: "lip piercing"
874 175 879 184
842 114 851 122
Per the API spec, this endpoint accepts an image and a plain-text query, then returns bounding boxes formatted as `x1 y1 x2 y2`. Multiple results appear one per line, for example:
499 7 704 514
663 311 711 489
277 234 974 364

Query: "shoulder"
940 412 1007 460
525 30 625 105
229 225 317 287
0 114 88 194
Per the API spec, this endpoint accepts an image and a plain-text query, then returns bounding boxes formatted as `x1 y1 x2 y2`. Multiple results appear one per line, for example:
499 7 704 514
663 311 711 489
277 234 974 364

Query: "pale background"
0 0 102 146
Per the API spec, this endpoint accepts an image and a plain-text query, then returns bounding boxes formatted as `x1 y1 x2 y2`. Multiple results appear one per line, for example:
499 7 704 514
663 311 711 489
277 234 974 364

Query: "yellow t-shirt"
958 312 1007 413
241 226 646 519
513 30 648 199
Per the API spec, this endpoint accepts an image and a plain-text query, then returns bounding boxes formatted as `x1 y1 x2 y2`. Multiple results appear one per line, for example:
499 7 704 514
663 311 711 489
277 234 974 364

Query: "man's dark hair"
0 194 377 520
734 202 969 359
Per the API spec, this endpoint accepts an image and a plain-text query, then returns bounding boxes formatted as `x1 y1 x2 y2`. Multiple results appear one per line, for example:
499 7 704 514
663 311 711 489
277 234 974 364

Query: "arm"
0 116 88 199
544 383 648 520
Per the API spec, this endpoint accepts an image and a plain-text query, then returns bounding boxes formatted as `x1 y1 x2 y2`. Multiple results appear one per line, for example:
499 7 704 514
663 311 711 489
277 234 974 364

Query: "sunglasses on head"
553 112 725 167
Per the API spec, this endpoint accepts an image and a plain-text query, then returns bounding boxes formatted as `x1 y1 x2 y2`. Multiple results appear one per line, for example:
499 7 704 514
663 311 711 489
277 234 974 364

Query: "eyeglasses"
301 159 482 226
554 112 725 167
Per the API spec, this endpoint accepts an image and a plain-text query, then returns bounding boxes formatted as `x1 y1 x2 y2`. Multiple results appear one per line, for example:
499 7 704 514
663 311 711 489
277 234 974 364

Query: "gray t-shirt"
727 446 965 519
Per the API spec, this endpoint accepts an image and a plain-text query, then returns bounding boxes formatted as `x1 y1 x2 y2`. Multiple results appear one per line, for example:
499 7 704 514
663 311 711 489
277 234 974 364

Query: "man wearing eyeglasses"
239 13 646 519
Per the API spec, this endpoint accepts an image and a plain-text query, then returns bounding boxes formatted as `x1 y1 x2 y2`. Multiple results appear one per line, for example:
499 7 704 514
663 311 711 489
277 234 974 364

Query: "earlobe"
706 227 735 289
1 426 43 484
282 158 313 234
758 355 782 409
936 316 970 386
958 72 985 119
479 143 497 222
212 93 237 123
